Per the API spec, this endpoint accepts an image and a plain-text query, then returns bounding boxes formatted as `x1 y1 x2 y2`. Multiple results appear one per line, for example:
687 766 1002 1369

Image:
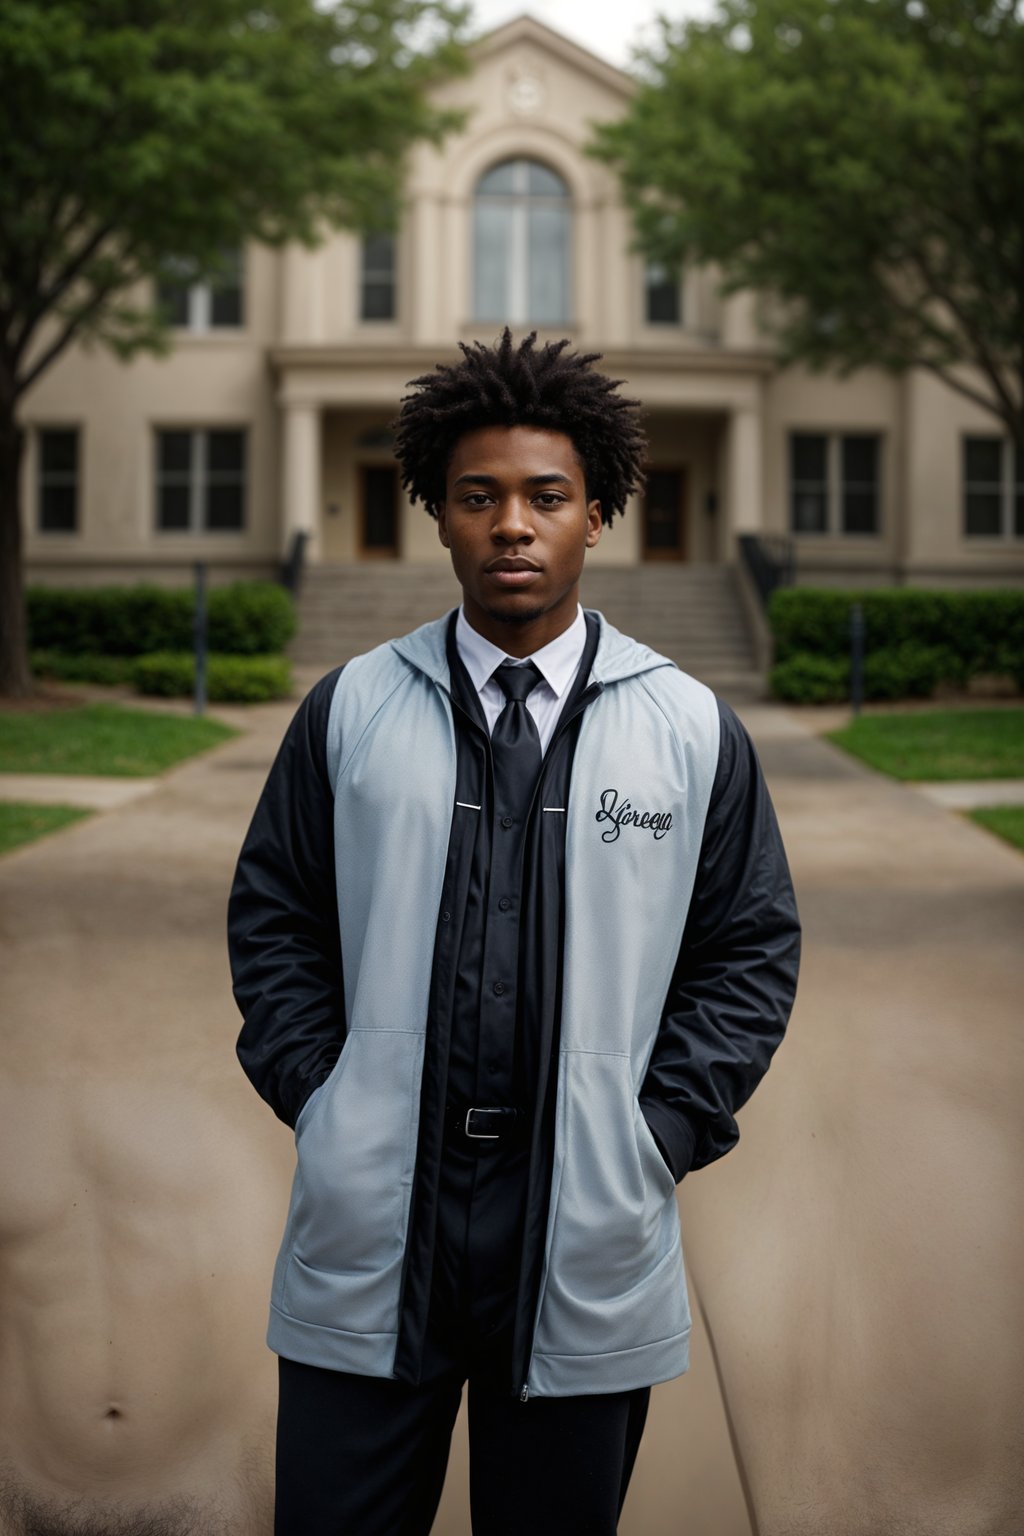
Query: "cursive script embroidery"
595 788 673 844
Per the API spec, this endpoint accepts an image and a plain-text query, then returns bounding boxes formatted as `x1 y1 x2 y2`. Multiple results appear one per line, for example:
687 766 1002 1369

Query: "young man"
228 330 800 1534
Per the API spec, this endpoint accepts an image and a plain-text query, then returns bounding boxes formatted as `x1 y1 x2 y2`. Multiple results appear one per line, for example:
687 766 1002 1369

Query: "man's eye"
463 493 492 507
535 493 566 508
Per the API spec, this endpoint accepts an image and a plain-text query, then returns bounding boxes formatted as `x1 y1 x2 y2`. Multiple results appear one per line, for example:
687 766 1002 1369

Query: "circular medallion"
508 71 545 116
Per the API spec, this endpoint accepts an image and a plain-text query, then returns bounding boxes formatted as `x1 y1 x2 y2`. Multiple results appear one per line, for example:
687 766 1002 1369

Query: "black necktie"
491 660 543 821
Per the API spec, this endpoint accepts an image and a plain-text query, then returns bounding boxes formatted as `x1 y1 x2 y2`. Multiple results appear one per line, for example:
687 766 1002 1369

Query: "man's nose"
491 496 535 542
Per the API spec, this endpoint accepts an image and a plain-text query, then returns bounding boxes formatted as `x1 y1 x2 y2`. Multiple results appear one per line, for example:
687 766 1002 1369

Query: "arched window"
473 158 571 325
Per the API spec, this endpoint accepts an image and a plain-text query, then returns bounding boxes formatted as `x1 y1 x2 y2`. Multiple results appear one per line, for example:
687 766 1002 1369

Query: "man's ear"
585 501 603 549
437 506 450 549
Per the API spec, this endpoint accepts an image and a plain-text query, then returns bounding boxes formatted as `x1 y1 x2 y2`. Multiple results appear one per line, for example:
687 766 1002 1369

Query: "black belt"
444 1104 524 1142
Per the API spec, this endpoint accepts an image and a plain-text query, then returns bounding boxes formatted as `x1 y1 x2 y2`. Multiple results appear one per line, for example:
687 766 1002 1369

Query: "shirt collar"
455 605 587 700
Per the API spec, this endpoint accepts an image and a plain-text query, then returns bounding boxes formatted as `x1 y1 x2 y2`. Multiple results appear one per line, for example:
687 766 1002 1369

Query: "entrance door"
359 464 399 557
643 467 687 560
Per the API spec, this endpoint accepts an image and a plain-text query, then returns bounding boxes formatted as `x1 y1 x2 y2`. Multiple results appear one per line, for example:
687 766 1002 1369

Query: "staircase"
290 563 764 699
579 565 763 698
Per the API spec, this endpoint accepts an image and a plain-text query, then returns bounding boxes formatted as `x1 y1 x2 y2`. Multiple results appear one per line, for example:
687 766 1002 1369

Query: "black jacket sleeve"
227 667 346 1129
639 698 801 1182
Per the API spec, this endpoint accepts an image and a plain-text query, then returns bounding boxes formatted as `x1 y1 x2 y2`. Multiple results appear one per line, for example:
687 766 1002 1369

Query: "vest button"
441 910 451 923
501 815 514 829
493 980 506 996
498 897 511 912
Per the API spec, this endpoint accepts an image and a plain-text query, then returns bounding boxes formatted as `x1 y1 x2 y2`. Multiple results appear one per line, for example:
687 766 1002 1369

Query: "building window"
964 436 1023 538
360 234 396 321
473 158 570 326
157 249 244 331
38 427 79 533
790 432 880 535
155 429 246 532
644 262 681 325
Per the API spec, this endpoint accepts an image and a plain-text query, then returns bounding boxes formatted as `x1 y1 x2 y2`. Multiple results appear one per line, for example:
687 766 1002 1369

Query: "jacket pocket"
533 1049 689 1359
634 1097 678 1200
293 1069 334 1139
279 1028 423 1335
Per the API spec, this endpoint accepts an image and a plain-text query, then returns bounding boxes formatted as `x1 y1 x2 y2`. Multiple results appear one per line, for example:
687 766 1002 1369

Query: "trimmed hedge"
769 589 1024 702
769 654 849 705
134 652 292 702
31 650 138 687
27 582 296 657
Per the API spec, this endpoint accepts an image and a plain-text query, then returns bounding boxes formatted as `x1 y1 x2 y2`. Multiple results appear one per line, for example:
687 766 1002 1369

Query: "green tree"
0 0 465 697
593 0 1024 444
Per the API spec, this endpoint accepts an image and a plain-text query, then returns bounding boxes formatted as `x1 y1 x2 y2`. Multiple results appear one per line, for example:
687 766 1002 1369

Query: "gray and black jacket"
228 610 800 1397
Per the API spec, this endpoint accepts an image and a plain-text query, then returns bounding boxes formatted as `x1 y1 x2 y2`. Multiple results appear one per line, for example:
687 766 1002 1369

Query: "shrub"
768 588 1024 699
771 642 980 703
30 650 138 686
27 582 295 656
864 643 968 700
207 583 296 655
770 654 850 704
133 652 292 702
28 586 192 655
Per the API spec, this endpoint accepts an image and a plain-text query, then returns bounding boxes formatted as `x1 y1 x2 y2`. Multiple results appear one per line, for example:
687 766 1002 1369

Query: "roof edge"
468 13 636 99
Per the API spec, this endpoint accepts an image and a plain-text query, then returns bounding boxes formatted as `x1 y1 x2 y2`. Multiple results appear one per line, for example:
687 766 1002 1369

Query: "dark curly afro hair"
392 328 646 526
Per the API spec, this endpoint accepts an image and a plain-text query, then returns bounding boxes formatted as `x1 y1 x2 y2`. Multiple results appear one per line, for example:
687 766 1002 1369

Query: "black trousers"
275 1352 650 1536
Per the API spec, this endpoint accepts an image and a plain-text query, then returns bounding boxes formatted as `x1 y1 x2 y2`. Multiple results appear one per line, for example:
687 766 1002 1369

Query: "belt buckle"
464 1106 500 1140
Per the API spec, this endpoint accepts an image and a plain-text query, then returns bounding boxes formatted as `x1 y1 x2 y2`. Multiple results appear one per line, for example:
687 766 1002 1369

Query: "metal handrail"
737 534 795 609
280 529 309 597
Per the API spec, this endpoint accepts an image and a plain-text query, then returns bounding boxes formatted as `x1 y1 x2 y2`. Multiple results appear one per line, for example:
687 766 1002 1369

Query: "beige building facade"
19 15 1024 589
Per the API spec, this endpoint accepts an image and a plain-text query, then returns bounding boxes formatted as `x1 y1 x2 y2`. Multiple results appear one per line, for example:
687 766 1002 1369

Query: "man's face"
438 424 603 655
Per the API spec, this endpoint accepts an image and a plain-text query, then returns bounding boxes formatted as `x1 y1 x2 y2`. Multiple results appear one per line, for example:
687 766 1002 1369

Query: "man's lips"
486 557 542 587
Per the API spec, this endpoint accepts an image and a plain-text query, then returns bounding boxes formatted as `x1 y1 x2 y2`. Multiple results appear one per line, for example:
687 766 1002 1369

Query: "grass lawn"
0 802 93 856
0 702 237 777
969 807 1024 853
827 708 1024 781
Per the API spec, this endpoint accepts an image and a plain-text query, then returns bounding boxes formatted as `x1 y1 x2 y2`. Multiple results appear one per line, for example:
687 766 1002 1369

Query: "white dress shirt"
454 605 588 755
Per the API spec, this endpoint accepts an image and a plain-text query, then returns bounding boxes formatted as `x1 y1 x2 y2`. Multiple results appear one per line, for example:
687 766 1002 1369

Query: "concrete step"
291 563 761 687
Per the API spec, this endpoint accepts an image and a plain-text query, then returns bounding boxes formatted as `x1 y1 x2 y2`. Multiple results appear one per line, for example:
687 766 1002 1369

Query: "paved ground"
0 772 161 809
1 682 1021 1533
915 777 1024 808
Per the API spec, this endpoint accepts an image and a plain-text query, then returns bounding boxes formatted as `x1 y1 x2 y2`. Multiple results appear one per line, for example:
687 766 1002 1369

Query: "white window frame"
963 435 1023 541
157 250 244 333
360 233 398 323
643 260 683 327
473 158 571 326
36 424 81 535
789 431 882 537
154 427 247 535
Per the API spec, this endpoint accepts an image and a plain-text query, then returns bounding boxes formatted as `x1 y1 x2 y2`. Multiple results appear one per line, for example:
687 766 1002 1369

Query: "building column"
280 401 322 564
726 404 765 548
411 195 443 345
281 243 324 342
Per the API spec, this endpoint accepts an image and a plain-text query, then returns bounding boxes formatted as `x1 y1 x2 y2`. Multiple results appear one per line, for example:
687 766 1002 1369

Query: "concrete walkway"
0 772 161 809
914 777 1024 808
1 687 1021 1534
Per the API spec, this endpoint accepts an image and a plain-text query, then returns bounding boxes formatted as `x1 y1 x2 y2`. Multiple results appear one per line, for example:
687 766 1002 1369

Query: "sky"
465 0 719 70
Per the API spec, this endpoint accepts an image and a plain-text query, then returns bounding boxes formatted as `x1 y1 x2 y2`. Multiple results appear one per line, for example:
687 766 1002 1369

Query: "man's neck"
459 595 581 658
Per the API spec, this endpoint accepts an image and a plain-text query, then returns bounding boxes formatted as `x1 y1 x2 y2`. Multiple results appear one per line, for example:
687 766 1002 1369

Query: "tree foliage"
0 0 465 393
0 0 466 694
593 0 1024 445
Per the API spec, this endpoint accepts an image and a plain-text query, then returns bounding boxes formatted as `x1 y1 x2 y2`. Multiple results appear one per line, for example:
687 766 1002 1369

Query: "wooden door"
359 464 399 558
643 466 687 561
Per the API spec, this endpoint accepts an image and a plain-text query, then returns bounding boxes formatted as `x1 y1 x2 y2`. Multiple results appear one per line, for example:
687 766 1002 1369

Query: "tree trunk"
0 401 33 699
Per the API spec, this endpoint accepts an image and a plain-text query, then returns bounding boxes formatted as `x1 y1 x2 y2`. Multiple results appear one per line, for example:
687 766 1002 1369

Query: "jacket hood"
390 609 675 689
